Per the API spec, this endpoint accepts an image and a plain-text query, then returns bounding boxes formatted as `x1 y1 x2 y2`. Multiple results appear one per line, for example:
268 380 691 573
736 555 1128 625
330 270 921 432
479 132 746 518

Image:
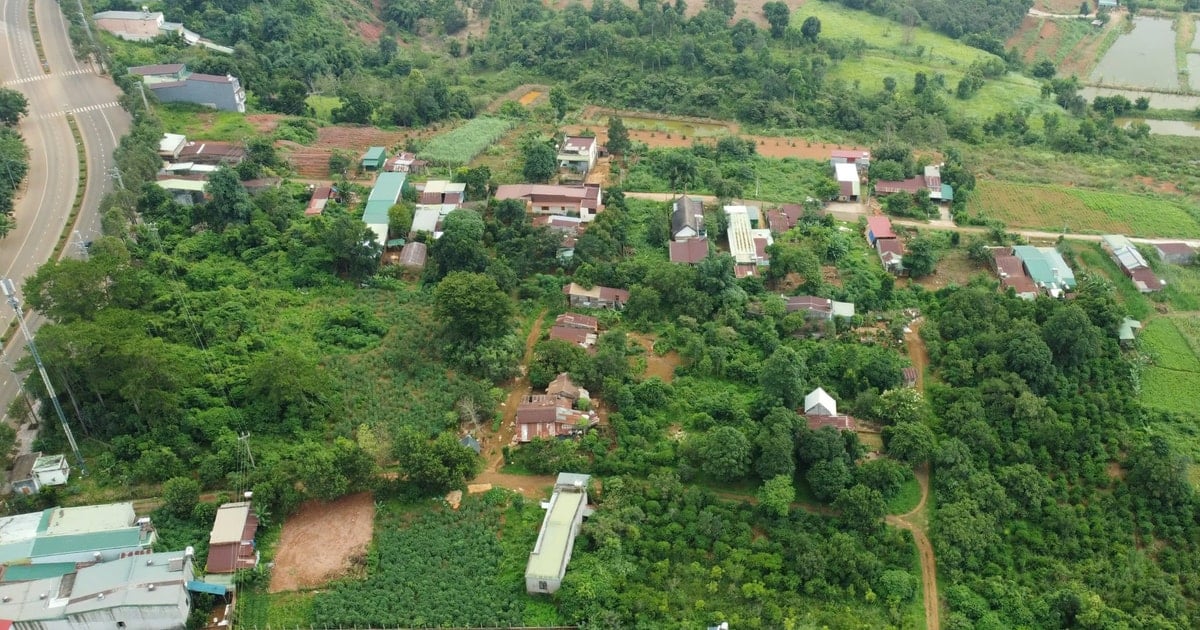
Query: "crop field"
419 117 513 165
1140 317 1200 416
968 180 1200 238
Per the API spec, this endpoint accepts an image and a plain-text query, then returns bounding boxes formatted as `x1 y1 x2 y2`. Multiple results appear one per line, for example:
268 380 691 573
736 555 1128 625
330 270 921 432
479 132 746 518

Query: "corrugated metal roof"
0 562 76 583
525 485 587 581
367 172 406 204
209 502 252 545
30 529 146 558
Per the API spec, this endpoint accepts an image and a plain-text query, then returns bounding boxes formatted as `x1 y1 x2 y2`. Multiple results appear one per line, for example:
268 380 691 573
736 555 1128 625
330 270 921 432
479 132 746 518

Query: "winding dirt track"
886 466 938 630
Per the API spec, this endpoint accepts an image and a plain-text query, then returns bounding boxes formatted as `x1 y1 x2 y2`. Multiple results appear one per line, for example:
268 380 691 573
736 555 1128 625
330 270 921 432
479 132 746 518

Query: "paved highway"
0 0 129 457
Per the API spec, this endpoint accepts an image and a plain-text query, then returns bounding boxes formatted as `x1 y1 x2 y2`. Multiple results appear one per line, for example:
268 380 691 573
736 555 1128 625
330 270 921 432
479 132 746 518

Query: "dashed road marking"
2 68 90 86
36 101 121 120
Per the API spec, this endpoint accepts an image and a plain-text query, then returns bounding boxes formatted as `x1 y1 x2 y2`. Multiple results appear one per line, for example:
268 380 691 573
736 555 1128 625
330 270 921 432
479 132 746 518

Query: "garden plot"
1140 317 1200 416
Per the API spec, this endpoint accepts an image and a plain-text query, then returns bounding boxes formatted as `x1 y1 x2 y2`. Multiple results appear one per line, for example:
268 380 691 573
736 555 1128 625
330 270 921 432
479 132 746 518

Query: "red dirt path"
268 492 376 592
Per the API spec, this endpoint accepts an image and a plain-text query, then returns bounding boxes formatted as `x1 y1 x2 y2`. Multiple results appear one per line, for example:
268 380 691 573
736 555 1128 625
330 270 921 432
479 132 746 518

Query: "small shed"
1118 317 1142 347
804 387 837 416
361 146 387 171
398 241 428 271
460 435 482 455
1154 242 1195 265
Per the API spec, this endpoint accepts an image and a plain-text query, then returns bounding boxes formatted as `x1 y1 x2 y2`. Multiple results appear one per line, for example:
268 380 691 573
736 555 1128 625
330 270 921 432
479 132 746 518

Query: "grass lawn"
306 95 341 122
795 2 993 67
968 180 1200 238
886 474 922 515
1158 262 1200 311
1139 317 1200 416
155 103 257 141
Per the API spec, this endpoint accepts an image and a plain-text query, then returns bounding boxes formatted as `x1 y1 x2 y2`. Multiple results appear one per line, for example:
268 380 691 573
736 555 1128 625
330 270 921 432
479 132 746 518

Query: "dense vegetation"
923 283 1200 626
0 87 29 236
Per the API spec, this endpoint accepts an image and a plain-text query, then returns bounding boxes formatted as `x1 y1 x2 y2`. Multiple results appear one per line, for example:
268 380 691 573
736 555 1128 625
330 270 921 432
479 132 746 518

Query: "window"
538 581 548 591
118 623 126 628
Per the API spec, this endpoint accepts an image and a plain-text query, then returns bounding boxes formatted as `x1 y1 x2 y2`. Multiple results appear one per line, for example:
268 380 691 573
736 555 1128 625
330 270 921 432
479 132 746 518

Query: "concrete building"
526 473 592 595
784 296 855 320
363 172 407 245
8 453 69 495
671 196 706 241
830 149 870 172
94 10 232 52
205 502 258 576
557 136 598 176
562 283 628 309
834 162 860 201
129 64 245 113
0 550 194 630
0 503 157 569
494 184 603 222
1154 242 1195 265
1012 245 1077 296
724 205 772 266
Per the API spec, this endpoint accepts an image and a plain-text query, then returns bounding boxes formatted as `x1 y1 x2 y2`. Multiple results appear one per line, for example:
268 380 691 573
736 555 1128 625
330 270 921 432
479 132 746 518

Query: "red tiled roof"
1155 242 1194 256
876 238 903 255
874 177 925 195
494 183 602 211
555 313 598 330
516 401 559 425
188 72 238 83
734 264 757 278
785 295 832 314
902 367 918 385
562 136 597 151
1129 267 1164 291
669 238 709 264
1002 274 1038 295
866 216 895 239
398 242 427 268
805 414 858 431
599 287 630 302
549 325 593 346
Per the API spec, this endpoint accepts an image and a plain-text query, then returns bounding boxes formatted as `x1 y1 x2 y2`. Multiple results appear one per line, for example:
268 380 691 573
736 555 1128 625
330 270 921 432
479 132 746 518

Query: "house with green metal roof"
361 146 387 170
0 503 156 568
0 550 194 629
1012 246 1076 296
525 473 592 595
362 172 407 245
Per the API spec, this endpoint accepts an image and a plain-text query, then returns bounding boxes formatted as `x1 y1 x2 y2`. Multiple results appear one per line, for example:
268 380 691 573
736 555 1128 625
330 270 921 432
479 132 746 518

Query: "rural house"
784 295 855 320
175 140 243 165
158 133 187 159
515 394 597 443
0 549 196 630
1102 234 1164 292
397 241 427 272
1119 317 1142 348
532 214 585 260
494 184 604 222
0 503 157 570
93 9 231 52
802 388 859 431
669 238 710 264
206 499 259 577
766 204 804 234
361 147 388 171
554 313 598 331
902 367 919 388
416 180 466 206
829 149 870 172
363 172 406 245
724 205 772 267
834 162 861 201
549 314 599 351
1155 242 1195 265
1012 245 1077 296
671 196 706 241
128 64 245 113
155 177 207 206
865 216 896 246
1098 0 1117 8
8 453 69 495
562 283 628 309
874 165 952 202
991 248 1039 300
386 152 427 174
525 473 592 595
557 136 598 176
876 238 905 275
305 185 333 216
548 325 597 350
547 372 589 405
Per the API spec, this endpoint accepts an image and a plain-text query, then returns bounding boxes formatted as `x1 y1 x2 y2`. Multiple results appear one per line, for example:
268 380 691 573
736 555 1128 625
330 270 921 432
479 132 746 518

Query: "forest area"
10 0 1200 626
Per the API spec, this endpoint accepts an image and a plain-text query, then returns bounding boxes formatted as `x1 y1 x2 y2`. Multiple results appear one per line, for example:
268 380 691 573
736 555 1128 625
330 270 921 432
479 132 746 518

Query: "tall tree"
522 141 556 183
800 15 821 43
762 1 790 38
0 88 28 126
757 474 795 517
760 345 807 409
606 116 631 157
198 167 252 231
905 235 937 277
433 271 514 344
549 85 569 120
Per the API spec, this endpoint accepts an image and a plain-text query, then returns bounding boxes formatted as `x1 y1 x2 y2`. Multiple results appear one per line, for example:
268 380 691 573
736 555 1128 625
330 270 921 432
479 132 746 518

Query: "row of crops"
418 117 513 166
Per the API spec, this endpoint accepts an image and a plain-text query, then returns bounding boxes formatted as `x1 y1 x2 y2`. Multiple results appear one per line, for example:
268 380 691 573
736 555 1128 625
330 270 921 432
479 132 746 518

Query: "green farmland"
1140 317 1200 416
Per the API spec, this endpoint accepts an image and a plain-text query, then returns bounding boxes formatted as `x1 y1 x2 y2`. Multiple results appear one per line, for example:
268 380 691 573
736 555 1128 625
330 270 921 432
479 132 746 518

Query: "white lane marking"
2 68 89 85
36 101 120 119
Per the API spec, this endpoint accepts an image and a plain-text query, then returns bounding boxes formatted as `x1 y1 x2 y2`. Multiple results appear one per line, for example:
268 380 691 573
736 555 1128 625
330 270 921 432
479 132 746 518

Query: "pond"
1082 86 1200 110
1090 17 1180 90
1117 118 1200 137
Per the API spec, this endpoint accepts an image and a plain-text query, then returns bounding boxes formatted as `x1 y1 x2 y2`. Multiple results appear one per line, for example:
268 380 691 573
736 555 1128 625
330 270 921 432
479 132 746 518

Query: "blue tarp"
186 580 228 596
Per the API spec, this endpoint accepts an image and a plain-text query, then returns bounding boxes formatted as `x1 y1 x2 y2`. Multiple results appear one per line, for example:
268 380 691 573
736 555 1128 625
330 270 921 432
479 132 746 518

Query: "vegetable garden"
969 180 1200 238
419 117 513 166
1140 317 1200 415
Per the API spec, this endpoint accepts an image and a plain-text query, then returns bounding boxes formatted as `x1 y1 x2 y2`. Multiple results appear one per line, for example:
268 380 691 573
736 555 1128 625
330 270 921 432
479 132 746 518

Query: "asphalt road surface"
0 0 129 459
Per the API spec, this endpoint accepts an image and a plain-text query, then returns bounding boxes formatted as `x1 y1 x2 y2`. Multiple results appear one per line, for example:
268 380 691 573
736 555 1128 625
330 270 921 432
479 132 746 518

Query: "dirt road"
886 466 938 630
905 318 928 392
480 311 546 475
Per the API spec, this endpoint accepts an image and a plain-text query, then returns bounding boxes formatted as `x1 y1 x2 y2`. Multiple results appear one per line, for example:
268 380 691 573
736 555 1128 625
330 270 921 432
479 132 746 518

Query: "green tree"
332 91 375 125
757 474 795 517
457 165 491 200
905 235 937 278
388 202 414 237
428 209 489 279
807 458 851 503
606 116 631 157
0 88 28 126
884 421 936 464
699 426 751 481
522 141 556 182
834 484 885 532
755 420 796 480
759 346 807 409
433 271 514 343
161 476 201 518
549 86 569 120
873 388 926 425
762 1 790 38
198 166 252 231
800 15 821 43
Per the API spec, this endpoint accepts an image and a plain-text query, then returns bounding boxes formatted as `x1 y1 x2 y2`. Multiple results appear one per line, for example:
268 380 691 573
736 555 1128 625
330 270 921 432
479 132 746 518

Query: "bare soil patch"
356 21 384 42
628 332 681 383
245 114 282 134
280 125 432 178
911 249 983 290
269 492 376 593
564 123 866 161
485 84 551 114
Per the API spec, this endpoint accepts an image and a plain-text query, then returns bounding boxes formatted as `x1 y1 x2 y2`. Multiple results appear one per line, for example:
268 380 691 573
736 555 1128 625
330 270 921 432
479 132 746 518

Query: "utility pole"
109 166 125 191
0 279 85 473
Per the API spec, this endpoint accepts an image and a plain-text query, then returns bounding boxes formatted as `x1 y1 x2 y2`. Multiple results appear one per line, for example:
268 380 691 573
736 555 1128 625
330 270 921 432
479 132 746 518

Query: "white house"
526 473 592 595
834 162 860 201
9 453 69 495
557 136 598 175
804 387 838 416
